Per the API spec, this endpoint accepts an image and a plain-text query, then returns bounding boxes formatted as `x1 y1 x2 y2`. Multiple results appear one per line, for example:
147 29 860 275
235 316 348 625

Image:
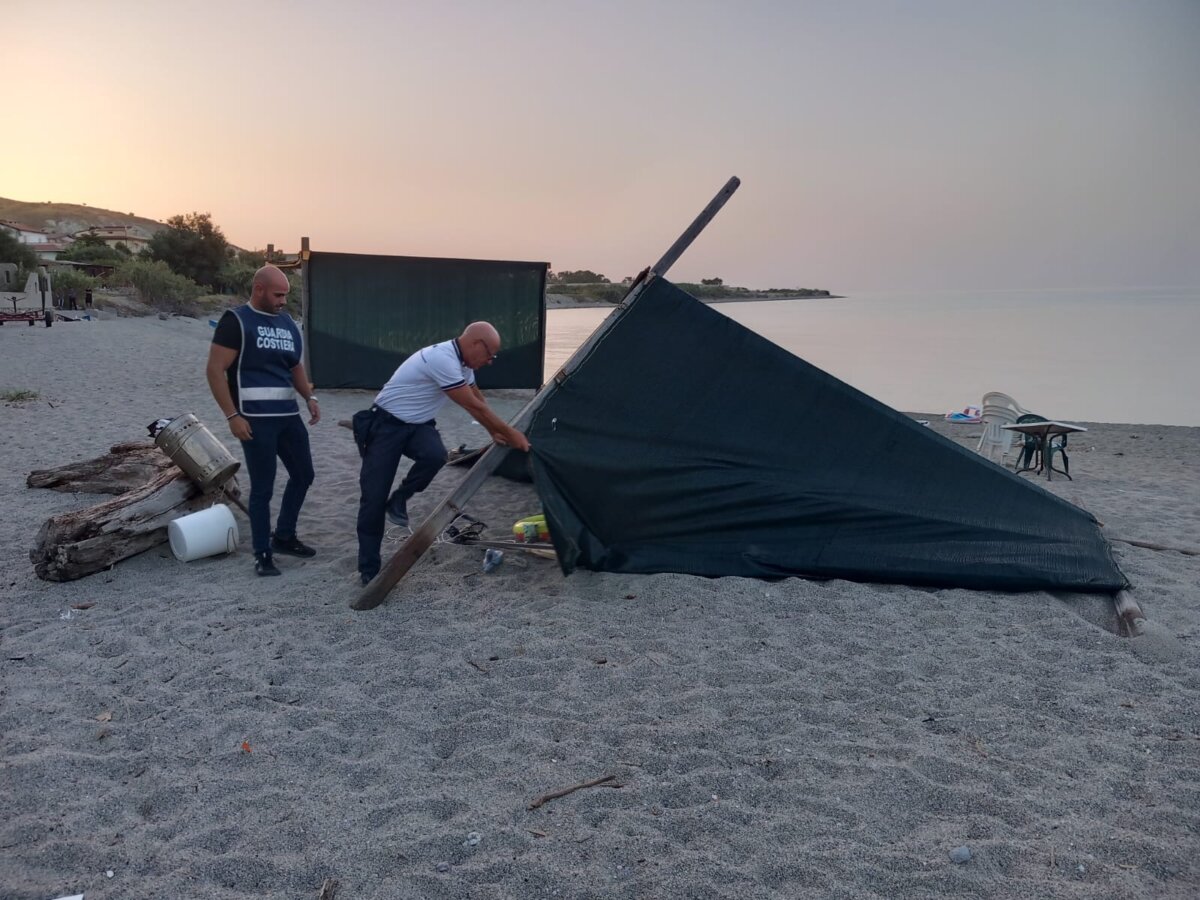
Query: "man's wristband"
226 411 241 420
305 396 319 403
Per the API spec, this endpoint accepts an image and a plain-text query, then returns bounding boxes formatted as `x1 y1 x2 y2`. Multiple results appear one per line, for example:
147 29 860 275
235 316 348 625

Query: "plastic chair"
1013 413 1070 476
976 403 1019 463
981 391 1029 415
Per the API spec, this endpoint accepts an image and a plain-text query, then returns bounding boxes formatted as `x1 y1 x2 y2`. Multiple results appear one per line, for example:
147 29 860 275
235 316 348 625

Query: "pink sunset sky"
5 0 1198 291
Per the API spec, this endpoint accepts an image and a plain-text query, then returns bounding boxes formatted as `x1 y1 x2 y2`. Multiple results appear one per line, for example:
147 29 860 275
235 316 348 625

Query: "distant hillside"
0 197 166 239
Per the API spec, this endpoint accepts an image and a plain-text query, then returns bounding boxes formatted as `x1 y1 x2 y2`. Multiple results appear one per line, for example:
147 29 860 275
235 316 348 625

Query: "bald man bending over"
355 322 530 585
207 265 319 577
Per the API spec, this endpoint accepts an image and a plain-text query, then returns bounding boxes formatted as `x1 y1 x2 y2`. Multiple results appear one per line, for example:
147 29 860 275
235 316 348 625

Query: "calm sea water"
545 287 1200 426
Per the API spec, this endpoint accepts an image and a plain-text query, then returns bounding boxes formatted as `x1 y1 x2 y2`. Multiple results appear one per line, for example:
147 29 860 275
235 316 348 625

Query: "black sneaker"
254 552 281 577
271 533 316 558
359 571 376 586
385 498 409 528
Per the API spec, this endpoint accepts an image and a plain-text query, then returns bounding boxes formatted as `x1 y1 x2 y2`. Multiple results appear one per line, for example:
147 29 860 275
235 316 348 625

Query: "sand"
2 314 1198 899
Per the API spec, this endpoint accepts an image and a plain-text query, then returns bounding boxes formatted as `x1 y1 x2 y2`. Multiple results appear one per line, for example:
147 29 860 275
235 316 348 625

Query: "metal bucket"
155 413 240 492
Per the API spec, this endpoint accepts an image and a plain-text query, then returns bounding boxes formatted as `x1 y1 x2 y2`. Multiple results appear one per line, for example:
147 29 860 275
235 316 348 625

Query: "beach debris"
528 829 548 838
482 548 504 572
240 741 252 754
949 846 972 864
70 602 95 610
27 440 175 495
317 876 339 899
462 831 482 848
59 609 74 620
467 659 490 676
528 774 620 810
50 895 84 900
105 870 114 878
95 711 112 722
435 862 450 873
29 442 243 583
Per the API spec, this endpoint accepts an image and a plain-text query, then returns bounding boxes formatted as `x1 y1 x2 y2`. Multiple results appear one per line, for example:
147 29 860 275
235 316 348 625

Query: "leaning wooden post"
1113 591 1147 637
351 176 742 611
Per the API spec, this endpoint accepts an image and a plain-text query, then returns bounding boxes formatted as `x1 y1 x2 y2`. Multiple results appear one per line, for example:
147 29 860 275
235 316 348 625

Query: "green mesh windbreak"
528 277 1128 593
306 251 547 389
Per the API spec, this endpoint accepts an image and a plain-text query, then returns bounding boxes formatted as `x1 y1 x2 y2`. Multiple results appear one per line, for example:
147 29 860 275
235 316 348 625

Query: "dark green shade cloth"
528 277 1128 593
307 251 548 390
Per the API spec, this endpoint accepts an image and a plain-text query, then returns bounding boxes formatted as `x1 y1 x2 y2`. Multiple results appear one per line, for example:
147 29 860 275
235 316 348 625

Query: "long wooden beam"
350 176 741 610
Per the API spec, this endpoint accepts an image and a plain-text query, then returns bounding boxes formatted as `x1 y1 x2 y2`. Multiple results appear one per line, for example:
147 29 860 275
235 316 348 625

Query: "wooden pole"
299 236 311 377
1113 591 1147 637
351 176 742 610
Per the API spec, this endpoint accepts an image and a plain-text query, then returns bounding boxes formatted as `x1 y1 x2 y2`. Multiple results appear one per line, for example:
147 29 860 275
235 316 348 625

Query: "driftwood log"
27 441 175 494
29 446 242 582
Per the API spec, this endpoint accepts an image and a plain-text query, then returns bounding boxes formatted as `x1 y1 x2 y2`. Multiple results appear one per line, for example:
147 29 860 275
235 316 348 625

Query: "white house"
0 220 50 244
74 225 153 254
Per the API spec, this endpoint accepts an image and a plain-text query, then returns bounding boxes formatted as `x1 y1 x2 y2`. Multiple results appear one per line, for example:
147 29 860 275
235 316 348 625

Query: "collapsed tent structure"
526 276 1128 593
354 177 1130 612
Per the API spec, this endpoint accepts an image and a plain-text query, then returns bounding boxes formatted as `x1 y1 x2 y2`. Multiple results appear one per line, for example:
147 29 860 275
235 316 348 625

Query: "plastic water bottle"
482 548 503 572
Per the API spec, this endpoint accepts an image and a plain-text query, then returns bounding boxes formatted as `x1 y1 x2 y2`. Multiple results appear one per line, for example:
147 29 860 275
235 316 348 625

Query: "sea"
544 286 1200 427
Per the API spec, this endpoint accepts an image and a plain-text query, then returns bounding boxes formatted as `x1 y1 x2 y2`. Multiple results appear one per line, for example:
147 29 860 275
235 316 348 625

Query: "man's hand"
306 397 321 425
229 414 253 441
493 427 531 453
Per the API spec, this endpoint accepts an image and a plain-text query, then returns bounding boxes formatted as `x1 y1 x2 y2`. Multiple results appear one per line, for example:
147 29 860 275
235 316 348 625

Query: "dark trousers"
356 412 446 578
239 414 315 554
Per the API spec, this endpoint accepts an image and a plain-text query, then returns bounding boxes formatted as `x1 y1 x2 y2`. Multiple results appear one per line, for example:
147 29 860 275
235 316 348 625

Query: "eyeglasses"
477 339 498 362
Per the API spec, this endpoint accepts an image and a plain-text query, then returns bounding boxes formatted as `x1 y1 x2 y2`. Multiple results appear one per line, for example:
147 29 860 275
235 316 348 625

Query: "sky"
5 0 1198 291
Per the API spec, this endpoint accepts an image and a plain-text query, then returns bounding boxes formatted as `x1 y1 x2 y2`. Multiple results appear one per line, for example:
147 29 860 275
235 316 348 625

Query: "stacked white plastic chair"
976 392 1026 463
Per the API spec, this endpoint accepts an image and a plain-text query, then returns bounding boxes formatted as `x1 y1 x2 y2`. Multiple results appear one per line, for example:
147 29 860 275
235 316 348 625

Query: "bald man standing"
206 265 319 577
355 322 530 585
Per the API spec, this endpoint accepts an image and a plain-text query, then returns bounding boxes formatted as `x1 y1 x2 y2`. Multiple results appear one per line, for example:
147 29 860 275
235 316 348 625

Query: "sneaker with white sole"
385 497 409 528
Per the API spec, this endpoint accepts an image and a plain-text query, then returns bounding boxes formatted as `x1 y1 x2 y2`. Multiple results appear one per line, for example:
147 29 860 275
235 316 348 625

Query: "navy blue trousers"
356 412 447 578
238 414 315 554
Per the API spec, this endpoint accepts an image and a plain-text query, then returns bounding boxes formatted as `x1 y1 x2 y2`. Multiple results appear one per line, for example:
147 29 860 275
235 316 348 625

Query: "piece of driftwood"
527 774 619 810
30 466 242 582
27 441 175 494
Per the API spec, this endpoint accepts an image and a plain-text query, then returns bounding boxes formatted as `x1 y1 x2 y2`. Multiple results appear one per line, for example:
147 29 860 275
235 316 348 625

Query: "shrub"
49 267 98 304
110 259 203 315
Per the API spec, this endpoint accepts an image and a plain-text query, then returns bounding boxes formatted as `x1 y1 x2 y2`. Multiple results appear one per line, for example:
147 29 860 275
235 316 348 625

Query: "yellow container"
513 514 550 543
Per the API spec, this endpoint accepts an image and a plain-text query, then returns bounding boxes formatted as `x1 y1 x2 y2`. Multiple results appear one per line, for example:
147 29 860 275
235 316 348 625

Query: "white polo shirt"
374 339 475 423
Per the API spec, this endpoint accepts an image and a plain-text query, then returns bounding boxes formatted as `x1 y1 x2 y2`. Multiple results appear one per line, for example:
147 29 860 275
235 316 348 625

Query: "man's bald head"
250 265 291 313
458 321 501 370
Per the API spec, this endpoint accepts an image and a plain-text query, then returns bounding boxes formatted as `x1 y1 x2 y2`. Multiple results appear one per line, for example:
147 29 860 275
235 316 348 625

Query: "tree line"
1 212 288 315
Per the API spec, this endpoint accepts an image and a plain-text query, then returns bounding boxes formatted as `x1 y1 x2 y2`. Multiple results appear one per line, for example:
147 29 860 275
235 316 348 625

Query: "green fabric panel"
307 252 547 389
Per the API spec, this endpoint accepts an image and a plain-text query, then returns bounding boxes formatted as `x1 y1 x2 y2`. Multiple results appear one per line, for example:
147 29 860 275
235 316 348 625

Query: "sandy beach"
2 314 1198 899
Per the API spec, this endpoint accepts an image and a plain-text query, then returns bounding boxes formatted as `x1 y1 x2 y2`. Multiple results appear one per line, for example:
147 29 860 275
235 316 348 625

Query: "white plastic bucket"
168 504 239 562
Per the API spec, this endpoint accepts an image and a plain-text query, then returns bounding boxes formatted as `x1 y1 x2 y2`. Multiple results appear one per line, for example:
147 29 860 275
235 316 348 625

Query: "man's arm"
445 385 531 452
291 363 320 425
206 343 252 440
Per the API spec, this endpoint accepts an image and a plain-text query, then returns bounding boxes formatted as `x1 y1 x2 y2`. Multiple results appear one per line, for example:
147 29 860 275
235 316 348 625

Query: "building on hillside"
73 225 153 255
31 241 73 262
0 220 51 244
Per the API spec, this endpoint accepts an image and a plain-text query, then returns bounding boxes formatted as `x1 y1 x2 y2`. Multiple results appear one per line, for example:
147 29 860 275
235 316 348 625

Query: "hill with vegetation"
0 197 166 237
